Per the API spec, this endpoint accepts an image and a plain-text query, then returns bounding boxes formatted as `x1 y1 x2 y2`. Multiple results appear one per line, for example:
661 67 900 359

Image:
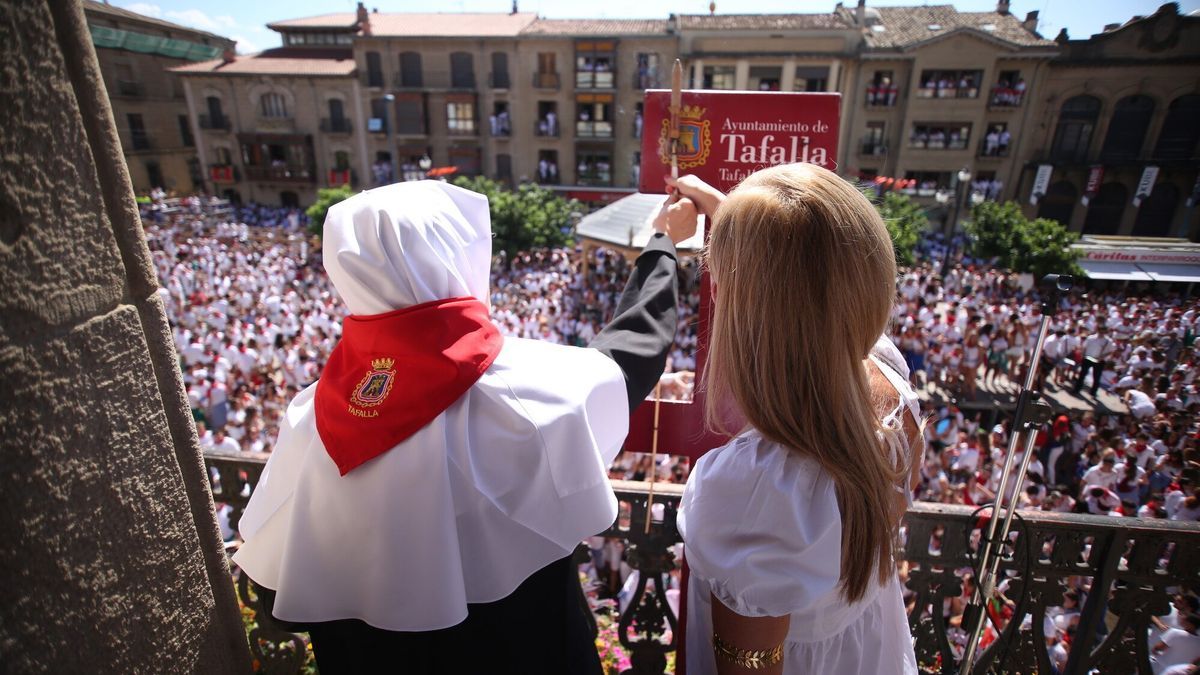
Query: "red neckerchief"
314 297 502 475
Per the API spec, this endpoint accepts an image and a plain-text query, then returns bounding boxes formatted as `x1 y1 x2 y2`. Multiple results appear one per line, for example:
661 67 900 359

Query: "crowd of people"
145 198 1199 673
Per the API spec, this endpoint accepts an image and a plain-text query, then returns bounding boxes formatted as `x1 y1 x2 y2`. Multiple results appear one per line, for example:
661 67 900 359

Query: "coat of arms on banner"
351 357 396 408
659 105 711 170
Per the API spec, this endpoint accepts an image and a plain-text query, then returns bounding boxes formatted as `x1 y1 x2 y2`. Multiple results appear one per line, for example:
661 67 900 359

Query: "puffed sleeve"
677 436 843 618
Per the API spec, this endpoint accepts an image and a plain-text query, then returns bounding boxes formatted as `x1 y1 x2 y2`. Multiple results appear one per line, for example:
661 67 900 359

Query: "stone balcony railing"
205 452 1200 675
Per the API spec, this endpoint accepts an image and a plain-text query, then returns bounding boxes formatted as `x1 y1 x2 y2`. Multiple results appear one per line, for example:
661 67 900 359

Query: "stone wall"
0 2 251 672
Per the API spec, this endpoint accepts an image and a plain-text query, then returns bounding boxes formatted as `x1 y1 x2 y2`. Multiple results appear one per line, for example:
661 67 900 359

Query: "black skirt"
255 554 603 675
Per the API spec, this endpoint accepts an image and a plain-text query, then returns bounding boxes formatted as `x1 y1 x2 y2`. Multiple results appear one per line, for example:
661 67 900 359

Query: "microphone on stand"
958 273 1072 674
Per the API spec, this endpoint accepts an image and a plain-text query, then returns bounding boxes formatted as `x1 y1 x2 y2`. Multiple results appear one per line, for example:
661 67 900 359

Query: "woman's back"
678 343 921 674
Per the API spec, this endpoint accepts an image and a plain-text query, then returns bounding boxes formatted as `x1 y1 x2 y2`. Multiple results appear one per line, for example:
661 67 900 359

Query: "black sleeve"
588 233 679 414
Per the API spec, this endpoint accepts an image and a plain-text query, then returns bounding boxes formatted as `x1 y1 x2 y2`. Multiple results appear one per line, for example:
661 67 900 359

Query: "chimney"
511 0 518 14
356 2 368 25
221 46 236 63
709 1 716 16
856 0 866 26
1023 10 1039 32
1055 27 1069 43
996 0 1010 15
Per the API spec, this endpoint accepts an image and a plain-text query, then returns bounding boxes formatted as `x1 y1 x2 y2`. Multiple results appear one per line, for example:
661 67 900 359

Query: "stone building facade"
82 0 235 195
1024 4 1200 239
162 1 1198 238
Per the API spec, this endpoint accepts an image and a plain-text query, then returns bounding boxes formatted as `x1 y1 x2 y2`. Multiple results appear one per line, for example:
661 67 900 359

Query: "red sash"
314 297 502 475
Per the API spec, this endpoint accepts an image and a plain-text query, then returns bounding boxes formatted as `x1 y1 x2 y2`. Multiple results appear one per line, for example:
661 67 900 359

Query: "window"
446 96 477 135
634 102 643 139
1082 182 1127 235
1050 95 1100 163
536 150 559 184
369 98 388 133
1100 95 1154 161
213 146 233 165
917 69 983 98
324 99 351 132
702 65 736 90
260 92 288 118
865 70 896 106
490 102 511 136
491 52 510 89
577 150 612 186
537 101 559 137
576 41 615 89
793 66 829 92
127 113 149 150
1037 181 1077 228
631 150 641 187
395 93 427 135
861 122 885 156
1153 95 1200 160
202 96 226 129
749 66 782 91
145 161 163 188
366 51 383 88
179 115 194 147
576 94 613 138
450 52 475 89
496 153 513 183
535 52 559 88
1132 183 1180 238
333 151 351 171
979 123 1011 157
635 53 659 89
448 145 481 175
909 123 971 150
990 70 1025 107
399 52 423 88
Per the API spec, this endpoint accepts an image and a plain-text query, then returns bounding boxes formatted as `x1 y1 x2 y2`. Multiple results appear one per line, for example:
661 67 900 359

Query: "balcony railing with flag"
989 86 1026 109
202 452 1200 675
209 165 237 184
243 166 315 183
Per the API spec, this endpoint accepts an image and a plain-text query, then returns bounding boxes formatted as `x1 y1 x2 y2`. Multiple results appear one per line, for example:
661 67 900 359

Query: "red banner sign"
638 90 841 194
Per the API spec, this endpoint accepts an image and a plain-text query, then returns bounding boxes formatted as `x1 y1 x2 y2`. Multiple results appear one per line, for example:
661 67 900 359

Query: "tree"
963 200 1082 279
873 191 928 267
451 176 580 257
306 185 354 236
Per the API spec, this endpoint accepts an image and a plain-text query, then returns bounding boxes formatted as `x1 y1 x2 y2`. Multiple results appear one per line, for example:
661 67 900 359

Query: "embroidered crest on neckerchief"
350 357 396 409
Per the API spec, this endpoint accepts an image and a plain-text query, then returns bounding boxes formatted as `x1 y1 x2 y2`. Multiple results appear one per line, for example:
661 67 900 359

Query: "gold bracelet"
712 632 784 669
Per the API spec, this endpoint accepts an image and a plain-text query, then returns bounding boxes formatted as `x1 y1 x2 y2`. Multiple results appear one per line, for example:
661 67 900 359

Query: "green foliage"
451 176 580 256
305 184 354 236
873 191 929 267
964 200 1083 279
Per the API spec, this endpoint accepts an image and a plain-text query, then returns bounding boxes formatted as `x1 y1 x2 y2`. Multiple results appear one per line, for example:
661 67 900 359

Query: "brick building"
82 0 235 194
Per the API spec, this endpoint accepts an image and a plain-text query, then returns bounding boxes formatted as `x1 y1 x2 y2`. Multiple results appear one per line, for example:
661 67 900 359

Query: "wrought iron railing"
204 453 1200 675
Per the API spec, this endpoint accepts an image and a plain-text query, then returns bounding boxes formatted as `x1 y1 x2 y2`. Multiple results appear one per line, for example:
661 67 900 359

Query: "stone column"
0 2 252 672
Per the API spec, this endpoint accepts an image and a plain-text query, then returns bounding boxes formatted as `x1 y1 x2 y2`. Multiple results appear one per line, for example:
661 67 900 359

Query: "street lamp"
941 167 972 275
383 94 398 184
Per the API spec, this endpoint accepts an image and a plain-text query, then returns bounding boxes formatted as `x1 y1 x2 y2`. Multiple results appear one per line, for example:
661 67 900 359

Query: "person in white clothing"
672 165 920 674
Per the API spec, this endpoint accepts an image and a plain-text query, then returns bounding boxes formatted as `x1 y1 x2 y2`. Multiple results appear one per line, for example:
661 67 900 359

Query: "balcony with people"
910 123 972 151
916 69 983 100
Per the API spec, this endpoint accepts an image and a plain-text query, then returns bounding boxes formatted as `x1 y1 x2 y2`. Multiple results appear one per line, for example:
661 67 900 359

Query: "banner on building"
1081 165 1104 206
1029 164 1053 205
1132 166 1159 207
639 90 841 194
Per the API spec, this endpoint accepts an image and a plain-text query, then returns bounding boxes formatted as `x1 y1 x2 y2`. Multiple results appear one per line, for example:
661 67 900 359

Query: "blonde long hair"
704 163 902 603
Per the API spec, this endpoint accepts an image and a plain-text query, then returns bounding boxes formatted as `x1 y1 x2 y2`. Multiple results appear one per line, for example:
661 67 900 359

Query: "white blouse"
677 343 920 674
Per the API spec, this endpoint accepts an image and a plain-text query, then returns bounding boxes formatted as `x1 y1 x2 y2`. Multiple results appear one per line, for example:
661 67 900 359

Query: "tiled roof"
521 18 670 36
859 5 1056 49
171 49 356 77
267 12 538 37
82 0 234 45
678 13 852 31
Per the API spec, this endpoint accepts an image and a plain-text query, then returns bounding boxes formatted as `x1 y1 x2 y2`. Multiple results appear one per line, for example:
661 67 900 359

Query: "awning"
1138 263 1200 283
1078 260 1153 281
